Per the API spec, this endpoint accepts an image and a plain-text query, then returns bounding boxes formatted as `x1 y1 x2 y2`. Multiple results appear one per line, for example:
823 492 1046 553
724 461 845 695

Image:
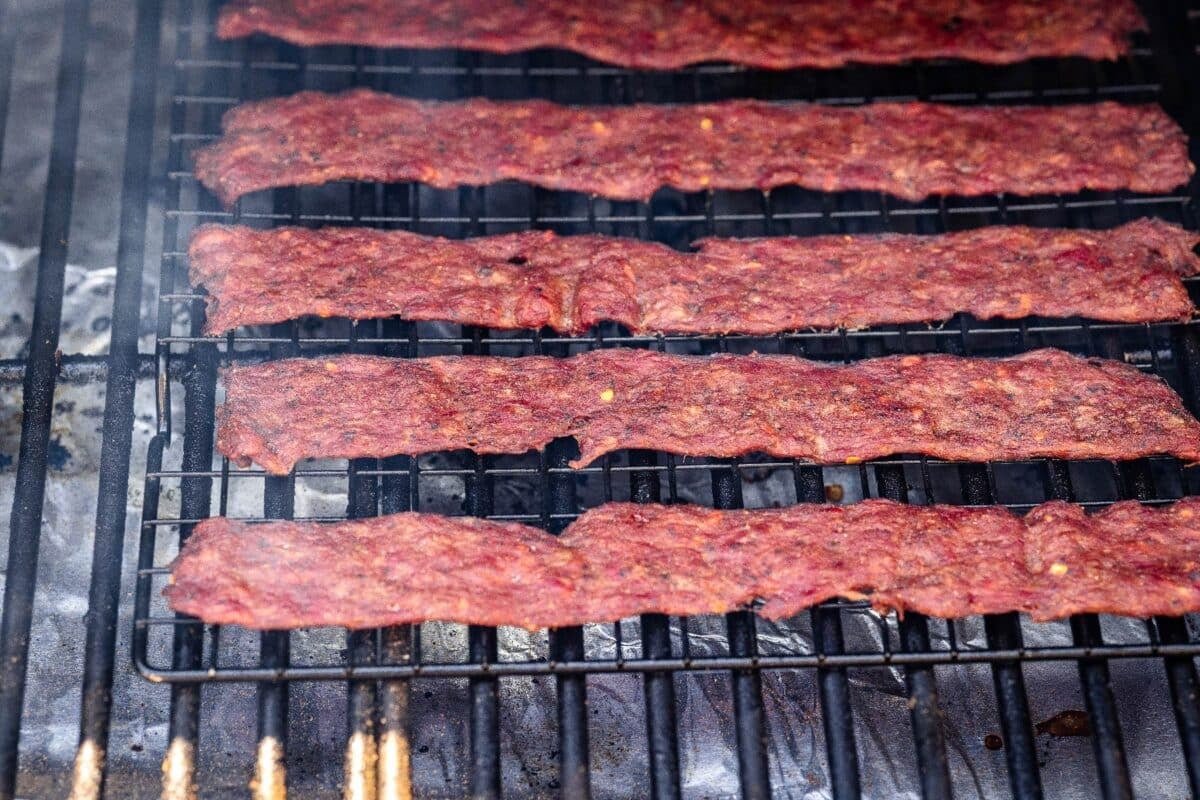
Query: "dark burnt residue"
1036 710 1092 738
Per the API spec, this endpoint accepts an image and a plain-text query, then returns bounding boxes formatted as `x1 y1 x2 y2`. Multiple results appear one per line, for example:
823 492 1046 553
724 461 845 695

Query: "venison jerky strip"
215 348 1200 475
189 219 1200 335
216 1 1146 70
166 498 1200 630
192 92 1192 205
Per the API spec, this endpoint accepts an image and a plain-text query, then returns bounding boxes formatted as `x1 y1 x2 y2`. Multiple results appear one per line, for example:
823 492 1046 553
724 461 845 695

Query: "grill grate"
122 1 1200 798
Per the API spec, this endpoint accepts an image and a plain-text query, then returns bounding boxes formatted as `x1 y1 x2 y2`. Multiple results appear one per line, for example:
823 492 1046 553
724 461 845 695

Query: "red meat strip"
165 498 1200 630
189 219 1200 335
216 1 1146 70
215 348 1200 475
192 92 1192 205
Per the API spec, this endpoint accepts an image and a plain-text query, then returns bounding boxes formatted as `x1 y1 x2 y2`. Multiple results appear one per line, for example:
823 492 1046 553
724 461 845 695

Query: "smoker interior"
1 0 1200 798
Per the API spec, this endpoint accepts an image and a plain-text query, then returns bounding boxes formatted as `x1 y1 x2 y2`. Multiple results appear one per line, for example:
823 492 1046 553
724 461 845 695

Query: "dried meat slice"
215 348 1200 475
216 0 1146 70
192 92 1192 205
189 219 1200 335
165 498 1200 630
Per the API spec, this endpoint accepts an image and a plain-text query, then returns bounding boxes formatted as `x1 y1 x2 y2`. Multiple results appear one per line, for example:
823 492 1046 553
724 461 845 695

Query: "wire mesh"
132 2 1200 798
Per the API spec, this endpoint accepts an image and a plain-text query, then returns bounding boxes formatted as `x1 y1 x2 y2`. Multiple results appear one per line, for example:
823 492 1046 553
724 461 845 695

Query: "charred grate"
127 1 1200 799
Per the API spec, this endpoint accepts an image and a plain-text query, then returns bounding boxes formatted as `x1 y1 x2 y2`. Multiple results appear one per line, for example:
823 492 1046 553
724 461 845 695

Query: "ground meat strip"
191 92 1192 205
215 1 1146 70
165 498 1200 630
215 348 1200 475
189 219 1200 336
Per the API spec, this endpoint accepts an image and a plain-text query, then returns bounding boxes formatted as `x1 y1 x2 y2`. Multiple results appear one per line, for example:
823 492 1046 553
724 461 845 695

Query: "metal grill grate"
123 1 1200 798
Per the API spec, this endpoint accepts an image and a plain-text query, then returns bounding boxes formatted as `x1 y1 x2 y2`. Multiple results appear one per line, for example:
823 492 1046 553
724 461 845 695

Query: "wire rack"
132 1 1200 798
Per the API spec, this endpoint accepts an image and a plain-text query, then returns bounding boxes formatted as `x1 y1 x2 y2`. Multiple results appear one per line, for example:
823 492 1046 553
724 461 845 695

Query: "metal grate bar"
376 321 418 798
877 465 953 799
628 449 683 800
551 621 591 799
247 27 305 793
713 461 772 800
466 450 502 799
0 1 90 796
343 272 384 800
1070 614 1133 800
960 465 1043 800
251 318 300 799
785 332 863 800
160 10 227 797
255 625 290 800
462 184 505 798
1114 449 1200 800
162 335 219 800
545 441 591 795
66 0 164 796
696 233 771 799
1150 327 1200 799
1038 461 1134 800
1157 615 1200 798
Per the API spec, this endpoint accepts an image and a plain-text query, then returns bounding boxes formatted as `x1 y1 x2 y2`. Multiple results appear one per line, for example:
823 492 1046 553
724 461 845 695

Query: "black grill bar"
253 317 299 799
1112 448 1200 799
163 338 219 800
0 1 89 795
875 464 953 799
866 321 954 800
702 272 771 799
68 0 163 795
961 466 1043 800
545 437 592 797
949 304 1042 800
462 168 504 795
254 628 290 799
713 461 772 800
1040 462 1134 800
161 6 222 797
1070 614 1133 800
629 450 683 800
344 344 382 797
788 333 863 800
466 454 502 799
1157 615 1200 798
377 321 417 800
811 601 861 800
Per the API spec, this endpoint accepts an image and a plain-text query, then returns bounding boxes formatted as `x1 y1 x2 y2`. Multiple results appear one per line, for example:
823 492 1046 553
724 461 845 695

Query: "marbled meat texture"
190 219 1200 335
215 348 1200 475
166 498 1200 630
192 92 1192 205
216 0 1146 70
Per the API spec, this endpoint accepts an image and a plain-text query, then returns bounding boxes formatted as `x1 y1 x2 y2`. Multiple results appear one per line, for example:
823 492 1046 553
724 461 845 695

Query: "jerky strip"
189 219 1200 335
192 92 1192 205
215 348 1200 475
166 498 1200 630
216 0 1146 70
